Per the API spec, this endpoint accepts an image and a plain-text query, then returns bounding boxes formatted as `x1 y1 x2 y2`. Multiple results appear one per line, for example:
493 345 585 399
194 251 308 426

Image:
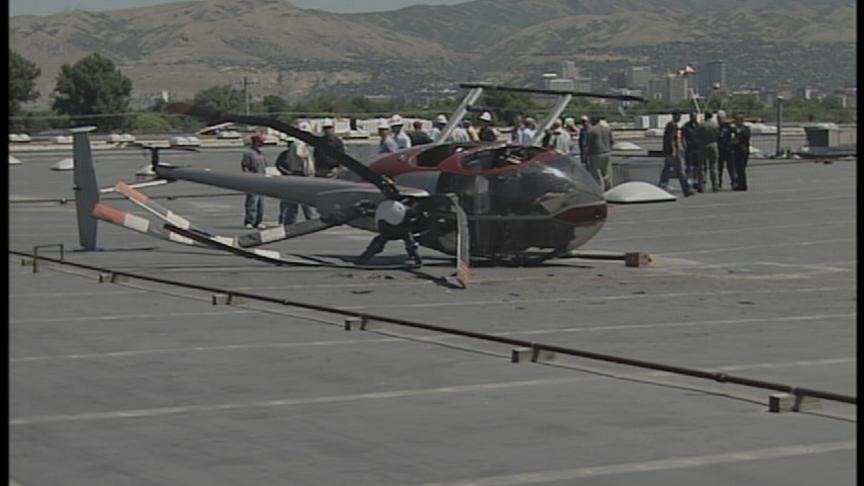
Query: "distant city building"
626 66 652 91
561 60 580 80
666 75 689 104
648 78 665 101
647 75 689 103
698 61 727 96
572 77 592 92
838 88 857 109
610 71 628 89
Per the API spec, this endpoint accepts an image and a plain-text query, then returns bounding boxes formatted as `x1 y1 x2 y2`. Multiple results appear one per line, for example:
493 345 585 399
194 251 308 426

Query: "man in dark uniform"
732 113 751 191
681 111 700 191
658 110 692 196
717 110 737 189
314 118 345 178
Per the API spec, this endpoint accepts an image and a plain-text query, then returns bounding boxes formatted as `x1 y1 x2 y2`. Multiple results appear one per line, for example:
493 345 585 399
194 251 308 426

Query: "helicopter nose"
554 202 608 224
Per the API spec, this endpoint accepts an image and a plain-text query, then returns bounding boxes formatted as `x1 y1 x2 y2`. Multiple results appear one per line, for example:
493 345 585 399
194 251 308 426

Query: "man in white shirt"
389 114 412 149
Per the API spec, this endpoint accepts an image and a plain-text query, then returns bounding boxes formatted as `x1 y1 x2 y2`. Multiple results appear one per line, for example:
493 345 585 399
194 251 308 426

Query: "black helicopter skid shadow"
311 253 463 289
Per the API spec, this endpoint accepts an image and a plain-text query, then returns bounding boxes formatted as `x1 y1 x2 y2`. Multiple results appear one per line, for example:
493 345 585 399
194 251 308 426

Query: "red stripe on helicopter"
554 203 608 223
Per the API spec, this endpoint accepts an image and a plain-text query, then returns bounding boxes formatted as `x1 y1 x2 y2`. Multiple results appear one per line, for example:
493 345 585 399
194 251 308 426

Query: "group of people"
377 111 500 153
240 118 345 229
659 109 751 196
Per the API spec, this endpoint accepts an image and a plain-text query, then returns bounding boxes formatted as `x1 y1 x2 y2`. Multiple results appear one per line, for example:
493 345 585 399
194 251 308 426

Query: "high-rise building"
626 66 652 91
698 61 727 96
561 60 580 80
648 75 689 103
666 75 688 104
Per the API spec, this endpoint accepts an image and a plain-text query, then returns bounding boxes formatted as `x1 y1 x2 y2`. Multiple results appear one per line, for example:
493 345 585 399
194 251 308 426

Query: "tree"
191 85 245 114
260 95 289 114
9 50 41 117
52 53 132 127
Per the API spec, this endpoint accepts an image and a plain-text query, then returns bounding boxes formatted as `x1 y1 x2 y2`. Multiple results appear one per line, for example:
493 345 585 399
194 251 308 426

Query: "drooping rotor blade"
234 219 342 248
458 83 646 102
165 103 400 199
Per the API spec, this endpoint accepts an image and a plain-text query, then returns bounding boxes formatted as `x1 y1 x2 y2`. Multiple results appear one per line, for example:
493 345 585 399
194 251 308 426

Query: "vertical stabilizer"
71 126 99 250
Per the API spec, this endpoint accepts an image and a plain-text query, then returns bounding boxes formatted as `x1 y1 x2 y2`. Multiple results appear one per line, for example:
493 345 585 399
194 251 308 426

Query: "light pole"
775 95 784 157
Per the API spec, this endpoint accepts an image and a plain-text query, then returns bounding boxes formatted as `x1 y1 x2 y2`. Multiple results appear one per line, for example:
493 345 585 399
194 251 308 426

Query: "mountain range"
9 0 857 107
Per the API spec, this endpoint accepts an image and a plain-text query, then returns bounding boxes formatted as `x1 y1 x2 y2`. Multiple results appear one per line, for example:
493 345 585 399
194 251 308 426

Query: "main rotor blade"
458 83 645 102
165 104 400 199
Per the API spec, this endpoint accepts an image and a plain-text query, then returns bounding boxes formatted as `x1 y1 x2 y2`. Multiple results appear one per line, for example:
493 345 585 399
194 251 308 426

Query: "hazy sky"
8 0 467 17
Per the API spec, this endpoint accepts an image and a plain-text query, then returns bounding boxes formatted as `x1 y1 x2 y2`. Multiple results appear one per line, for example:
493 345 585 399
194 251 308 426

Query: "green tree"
191 85 245 114
52 53 132 128
129 113 173 133
9 50 41 117
259 95 289 114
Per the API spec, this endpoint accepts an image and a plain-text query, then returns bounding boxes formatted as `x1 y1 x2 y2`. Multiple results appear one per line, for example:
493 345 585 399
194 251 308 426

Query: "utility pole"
775 95 784 157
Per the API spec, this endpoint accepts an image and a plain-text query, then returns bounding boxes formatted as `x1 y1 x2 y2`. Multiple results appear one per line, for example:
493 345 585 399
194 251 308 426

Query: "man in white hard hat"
477 111 498 142
378 119 399 153
315 118 345 178
389 114 412 149
274 121 319 224
430 114 448 142
355 199 424 266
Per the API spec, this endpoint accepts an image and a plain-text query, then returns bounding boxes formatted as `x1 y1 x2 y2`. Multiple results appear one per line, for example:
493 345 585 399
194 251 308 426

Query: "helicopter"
72 83 658 287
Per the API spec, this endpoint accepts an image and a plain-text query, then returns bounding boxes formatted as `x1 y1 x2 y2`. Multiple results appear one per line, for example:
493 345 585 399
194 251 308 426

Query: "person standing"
542 119 571 154
241 133 268 229
510 115 524 144
477 112 498 142
449 121 471 143
463 119 480 142
378 121 399 153
577 115 591 165
408 120 434 146
518 117 537 146
274 123 319 225
733 113 751 191
585 116 614 190
681 111 701 191
389 115 412 149
430 114 448 142
717 110 737 189
658 110 692 196
314 118 345 178
695 111 720 192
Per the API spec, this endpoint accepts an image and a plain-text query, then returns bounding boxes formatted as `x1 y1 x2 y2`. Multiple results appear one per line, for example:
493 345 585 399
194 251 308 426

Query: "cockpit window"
546 156 604 193
415 143 479 167
459 146 547 172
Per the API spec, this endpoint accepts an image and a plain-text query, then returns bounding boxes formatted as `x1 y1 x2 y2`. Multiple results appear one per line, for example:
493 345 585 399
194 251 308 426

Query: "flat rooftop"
9 147 856 485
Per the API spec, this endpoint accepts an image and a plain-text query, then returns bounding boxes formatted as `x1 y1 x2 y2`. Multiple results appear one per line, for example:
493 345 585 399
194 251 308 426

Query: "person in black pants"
658 110 692 196
681 111 701 191
717 110 737 189
732 114 751 191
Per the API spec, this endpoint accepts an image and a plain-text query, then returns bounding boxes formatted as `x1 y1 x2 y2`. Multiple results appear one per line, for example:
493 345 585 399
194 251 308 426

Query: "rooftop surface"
9 146 856 485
